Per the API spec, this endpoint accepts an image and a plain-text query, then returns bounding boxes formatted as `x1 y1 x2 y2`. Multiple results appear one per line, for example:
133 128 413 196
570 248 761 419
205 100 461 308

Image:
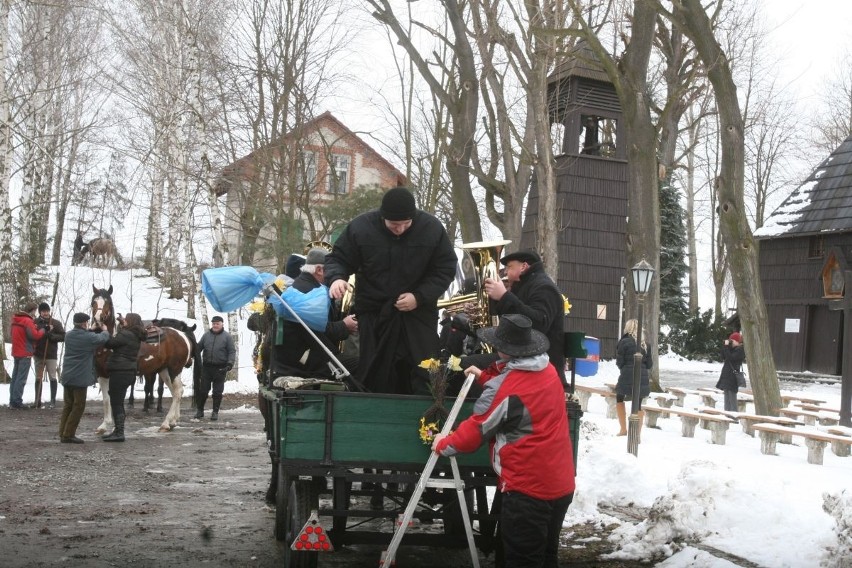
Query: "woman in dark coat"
615 319 652 436
102 313 145 442
716 332 745 412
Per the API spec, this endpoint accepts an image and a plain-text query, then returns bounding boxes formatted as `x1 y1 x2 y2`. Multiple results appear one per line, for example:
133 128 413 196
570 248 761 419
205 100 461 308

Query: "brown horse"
88 238 117 267
91 285 200 433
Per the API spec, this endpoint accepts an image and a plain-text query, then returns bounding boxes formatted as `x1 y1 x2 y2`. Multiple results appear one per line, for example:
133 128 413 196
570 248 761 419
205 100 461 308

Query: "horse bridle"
91 293 114 332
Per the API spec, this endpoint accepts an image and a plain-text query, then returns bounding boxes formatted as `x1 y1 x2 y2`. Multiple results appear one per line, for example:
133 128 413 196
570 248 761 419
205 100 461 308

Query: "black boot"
49 380 58 408
195 406 204 419
211 397 221 421
103 408 125 442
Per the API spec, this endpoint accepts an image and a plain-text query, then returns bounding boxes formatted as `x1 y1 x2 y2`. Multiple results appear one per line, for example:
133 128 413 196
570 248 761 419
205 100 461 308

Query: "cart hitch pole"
263 283 350 381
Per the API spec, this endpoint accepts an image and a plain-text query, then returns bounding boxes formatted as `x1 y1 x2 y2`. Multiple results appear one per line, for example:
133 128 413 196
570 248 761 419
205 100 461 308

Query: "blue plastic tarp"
270 284 330 332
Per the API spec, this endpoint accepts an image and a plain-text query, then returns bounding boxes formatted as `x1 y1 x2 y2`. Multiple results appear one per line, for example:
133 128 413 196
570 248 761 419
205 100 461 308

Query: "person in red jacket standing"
9 302 46 409
432 314 575 568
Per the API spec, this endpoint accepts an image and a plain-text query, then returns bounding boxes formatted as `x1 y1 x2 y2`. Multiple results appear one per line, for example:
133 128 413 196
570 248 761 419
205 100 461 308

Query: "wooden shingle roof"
548 41 609 84
755 135 852 239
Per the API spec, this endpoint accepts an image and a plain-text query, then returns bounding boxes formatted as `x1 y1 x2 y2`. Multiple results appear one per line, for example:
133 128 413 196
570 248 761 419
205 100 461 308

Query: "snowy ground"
4 265 851 567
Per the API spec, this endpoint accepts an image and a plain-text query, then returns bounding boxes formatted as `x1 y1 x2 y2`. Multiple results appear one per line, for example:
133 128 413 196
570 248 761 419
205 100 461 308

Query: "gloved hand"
223 364 233 373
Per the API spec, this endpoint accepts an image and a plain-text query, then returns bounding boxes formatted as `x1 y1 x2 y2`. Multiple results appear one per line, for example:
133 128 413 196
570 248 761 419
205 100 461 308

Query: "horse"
141 317 200 413
88 238 117 267
91 285 201 433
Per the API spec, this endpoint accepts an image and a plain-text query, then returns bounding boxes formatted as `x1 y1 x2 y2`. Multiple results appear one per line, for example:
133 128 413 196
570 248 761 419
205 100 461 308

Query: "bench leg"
738 418 755 437
736 400 748 413
645 411 660 429
674 395 686 408
708 422 728 445
802 416 816 426
780 433 794 444
758 431 779 455
576 391 591 412
831 441 851 458
605 397 617 420
680 416 699 438
805 439 828 465
701 396 717 409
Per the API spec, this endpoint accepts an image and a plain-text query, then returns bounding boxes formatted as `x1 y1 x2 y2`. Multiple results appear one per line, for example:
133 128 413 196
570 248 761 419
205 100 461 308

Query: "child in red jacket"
433 314 574 568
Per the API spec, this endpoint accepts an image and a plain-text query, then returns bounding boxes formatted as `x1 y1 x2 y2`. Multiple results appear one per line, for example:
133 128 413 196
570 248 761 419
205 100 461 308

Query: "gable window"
329 154 350 194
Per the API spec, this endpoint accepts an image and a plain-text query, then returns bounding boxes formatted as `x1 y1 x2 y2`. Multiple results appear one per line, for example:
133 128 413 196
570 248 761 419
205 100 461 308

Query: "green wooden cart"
259 384 581 568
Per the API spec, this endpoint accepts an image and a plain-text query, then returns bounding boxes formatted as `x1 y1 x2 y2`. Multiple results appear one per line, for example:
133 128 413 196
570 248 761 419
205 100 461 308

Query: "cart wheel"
283 479 319 568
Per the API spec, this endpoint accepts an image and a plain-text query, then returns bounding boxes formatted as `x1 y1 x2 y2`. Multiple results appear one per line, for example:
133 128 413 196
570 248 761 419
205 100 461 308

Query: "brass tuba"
438 240 511 330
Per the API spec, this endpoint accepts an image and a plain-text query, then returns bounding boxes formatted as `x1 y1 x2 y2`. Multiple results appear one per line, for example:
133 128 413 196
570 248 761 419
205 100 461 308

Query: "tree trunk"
669 0 781 415
0 0 16 366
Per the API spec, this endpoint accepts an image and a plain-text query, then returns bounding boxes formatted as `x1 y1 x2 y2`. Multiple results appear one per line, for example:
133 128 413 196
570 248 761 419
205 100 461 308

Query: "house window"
579 115 617 158
808 236 825 259
329 154 350 194
297 151 317 191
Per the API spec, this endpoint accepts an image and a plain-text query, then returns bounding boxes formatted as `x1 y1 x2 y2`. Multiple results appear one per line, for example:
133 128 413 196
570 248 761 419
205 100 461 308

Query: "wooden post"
828 270 852 427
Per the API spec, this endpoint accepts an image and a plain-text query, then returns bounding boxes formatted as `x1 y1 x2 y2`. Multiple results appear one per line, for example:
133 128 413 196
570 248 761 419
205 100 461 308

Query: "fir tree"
659 175 688 327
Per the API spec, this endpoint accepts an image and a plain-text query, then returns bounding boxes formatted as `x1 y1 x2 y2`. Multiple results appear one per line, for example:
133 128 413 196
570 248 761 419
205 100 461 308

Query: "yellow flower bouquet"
417 355 462 444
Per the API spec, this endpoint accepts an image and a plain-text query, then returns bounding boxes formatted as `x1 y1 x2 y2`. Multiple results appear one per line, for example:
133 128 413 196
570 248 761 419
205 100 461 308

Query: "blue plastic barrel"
574 336 600 377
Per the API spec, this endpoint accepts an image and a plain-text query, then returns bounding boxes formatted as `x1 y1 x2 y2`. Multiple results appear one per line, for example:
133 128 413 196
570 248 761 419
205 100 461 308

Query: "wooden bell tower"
521 42 628 357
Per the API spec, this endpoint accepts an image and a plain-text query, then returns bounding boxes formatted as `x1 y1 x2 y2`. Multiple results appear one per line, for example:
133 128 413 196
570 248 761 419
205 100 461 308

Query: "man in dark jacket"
325 187 457 394
273 247 358 380
484 250 568 390
59 313 110 443
196 315 236 420
34 302 66 408
10 302 46 409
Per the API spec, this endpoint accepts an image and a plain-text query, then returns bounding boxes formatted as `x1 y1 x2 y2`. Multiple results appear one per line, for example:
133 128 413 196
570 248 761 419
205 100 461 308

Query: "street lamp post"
627 258 655 456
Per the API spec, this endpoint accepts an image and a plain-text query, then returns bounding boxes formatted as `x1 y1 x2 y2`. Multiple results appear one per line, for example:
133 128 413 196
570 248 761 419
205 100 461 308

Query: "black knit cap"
38 302 50 312
380 187 417 221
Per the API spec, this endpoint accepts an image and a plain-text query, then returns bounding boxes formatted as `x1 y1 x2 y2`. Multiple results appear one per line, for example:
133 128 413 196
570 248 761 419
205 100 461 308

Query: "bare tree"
570 0 662 382
0 0 14 380
661 0 781 415
811 50 852 155
366 0 483 242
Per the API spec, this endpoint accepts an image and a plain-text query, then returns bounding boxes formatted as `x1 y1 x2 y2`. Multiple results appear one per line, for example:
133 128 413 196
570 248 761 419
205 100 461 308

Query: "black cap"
500 250 541 265
380 187 417 221
73 312 90 324
211 316 224 323
38 302 51 312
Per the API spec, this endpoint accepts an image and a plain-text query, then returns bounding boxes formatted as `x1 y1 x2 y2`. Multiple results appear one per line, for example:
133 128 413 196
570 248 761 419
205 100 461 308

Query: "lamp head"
631 258 655 295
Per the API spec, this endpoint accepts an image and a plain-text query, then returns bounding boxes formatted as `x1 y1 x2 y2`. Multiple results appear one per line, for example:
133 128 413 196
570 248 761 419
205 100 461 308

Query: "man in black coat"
325 187 457 394
34 302 65 408
483 250 568 390
273 247 358 380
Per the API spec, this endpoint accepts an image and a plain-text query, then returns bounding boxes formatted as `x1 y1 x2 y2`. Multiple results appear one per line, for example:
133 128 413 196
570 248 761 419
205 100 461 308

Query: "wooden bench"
796 403 842 414
574 385 617 418
732 413 804 441
696 388 721 409
650 392 678 409
780 393 827 406
643 405 735 444
665 387 701 408
778 407 839 427
752 424 852 464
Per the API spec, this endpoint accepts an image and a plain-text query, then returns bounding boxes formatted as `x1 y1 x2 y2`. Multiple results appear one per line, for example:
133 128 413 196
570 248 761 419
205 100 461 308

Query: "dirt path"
0 394 648 567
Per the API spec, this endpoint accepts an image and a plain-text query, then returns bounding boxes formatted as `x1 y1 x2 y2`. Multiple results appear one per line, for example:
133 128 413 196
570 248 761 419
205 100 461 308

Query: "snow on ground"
4 266 851 567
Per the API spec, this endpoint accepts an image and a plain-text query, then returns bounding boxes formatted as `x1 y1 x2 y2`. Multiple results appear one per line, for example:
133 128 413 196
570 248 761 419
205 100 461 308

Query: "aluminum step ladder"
380 373 481 567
